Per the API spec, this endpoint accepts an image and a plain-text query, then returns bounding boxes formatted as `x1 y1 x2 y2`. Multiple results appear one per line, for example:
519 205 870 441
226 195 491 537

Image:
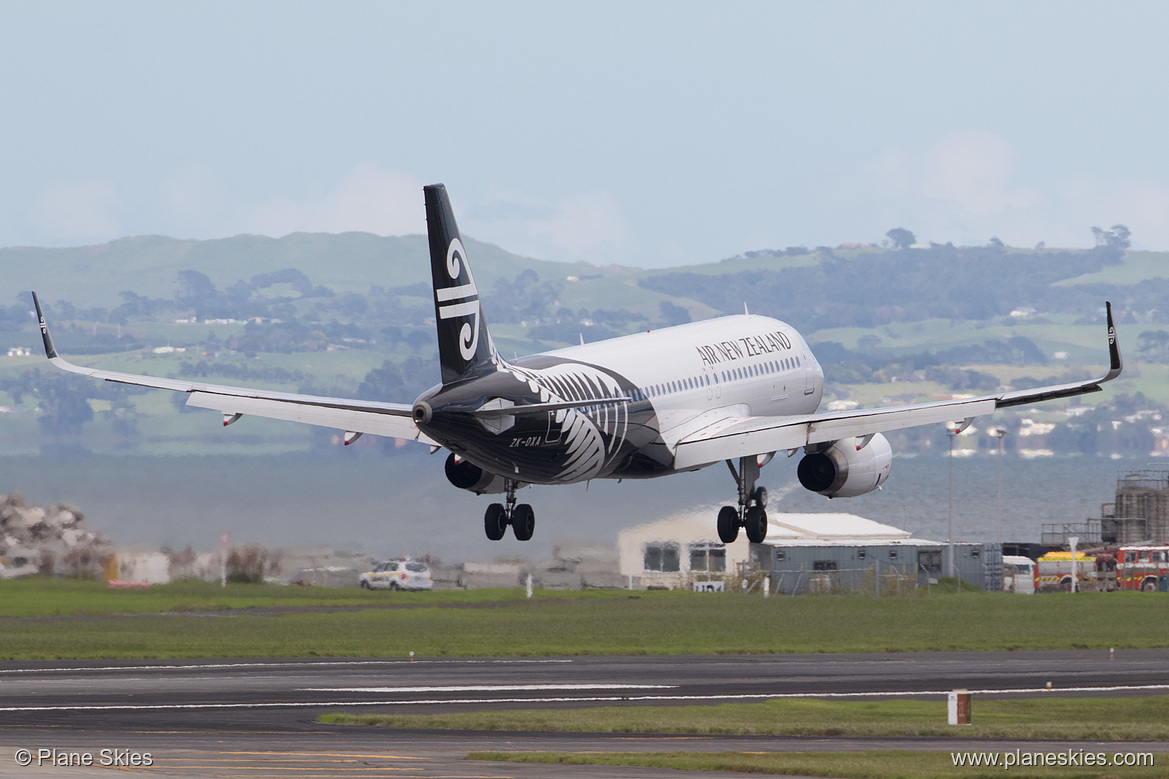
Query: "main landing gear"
717 456 769 544
484 479 535 541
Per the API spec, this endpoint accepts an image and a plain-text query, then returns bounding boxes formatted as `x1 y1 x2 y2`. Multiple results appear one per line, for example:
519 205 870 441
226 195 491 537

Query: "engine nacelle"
796 433 892 498
444 453 511 495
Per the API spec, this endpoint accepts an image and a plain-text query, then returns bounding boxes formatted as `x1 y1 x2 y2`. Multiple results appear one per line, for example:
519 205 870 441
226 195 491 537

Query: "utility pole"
947 426 957 578
992 427 1009 550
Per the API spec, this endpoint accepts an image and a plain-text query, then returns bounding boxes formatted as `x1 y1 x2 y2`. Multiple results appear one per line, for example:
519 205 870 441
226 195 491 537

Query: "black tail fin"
425 184 497 385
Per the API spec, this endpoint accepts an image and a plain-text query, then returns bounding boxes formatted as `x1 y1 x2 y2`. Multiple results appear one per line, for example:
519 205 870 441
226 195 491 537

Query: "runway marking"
0 658 571 675
216 751 425 758
3 683 1169 713
302 684 675 693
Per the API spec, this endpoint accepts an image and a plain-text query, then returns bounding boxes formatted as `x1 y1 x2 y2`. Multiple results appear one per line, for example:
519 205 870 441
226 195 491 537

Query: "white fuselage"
418 314 827 487
545 314 824 420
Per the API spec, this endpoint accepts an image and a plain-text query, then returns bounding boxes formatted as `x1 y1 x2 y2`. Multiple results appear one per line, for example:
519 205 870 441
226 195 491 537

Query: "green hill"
2 233 1166 457
0 232 606 309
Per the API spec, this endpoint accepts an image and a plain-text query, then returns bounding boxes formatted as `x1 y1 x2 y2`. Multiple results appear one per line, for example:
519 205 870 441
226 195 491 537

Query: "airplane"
32 183 1124 544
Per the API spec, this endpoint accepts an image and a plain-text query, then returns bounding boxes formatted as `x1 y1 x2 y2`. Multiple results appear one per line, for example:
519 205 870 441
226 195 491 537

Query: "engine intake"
797 433 892 498
444 453 511 495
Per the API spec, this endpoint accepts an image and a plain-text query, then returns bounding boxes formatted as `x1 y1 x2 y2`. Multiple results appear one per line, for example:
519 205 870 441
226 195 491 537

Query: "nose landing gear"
483 479 535 541
716 457 769 544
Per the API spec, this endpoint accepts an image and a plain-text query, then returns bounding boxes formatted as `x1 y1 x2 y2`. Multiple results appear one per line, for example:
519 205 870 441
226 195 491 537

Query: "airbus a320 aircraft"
33 184 1123 544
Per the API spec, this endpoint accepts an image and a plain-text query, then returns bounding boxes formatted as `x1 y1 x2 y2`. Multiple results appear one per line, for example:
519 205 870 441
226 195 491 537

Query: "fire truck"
1116 545 1169 591
1035 550 1118 593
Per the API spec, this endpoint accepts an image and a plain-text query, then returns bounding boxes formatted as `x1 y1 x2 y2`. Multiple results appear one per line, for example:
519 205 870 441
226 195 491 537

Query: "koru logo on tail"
435 238 481 360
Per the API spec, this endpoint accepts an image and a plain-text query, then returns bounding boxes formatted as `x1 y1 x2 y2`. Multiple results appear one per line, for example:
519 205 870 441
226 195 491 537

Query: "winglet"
30 292 59 360
1105 300 1123 381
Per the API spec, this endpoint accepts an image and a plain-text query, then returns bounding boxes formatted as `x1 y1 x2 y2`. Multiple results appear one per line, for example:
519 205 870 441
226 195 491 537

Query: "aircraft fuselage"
416 315 824 485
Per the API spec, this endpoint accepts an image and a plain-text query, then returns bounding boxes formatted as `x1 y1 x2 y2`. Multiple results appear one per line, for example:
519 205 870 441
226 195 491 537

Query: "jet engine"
444 453 511 495
796 433 892 498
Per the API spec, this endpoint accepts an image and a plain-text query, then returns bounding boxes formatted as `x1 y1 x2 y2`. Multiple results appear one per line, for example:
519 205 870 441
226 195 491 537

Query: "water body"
5 451 1160 562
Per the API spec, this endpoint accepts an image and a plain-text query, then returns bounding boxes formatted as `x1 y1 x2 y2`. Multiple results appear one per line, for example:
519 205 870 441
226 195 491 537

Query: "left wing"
673 302 1123 469
32 293 435 446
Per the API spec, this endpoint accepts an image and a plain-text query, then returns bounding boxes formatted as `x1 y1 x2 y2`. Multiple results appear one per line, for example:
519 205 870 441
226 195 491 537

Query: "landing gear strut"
717 457 768 544
484 479 535 541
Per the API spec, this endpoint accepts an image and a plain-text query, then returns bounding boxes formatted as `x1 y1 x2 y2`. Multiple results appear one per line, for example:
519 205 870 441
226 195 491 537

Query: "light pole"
1068 535 1080 593
991 427 1009 550
946 423 958 579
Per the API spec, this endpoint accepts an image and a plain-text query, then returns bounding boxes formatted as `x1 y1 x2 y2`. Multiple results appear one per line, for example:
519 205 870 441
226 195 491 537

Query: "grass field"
327 695 1169 741
339 695 1169 777
7 579 1168 778
468 749 1165 779
3 579 1169 659
0 578 557 618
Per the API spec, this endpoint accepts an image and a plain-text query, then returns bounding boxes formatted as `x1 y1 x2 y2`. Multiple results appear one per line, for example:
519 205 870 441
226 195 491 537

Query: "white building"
618 510 751 590
620 511 1000 593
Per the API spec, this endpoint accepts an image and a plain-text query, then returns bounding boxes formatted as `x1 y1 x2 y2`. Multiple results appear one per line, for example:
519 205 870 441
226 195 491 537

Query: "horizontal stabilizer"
470 396 632 418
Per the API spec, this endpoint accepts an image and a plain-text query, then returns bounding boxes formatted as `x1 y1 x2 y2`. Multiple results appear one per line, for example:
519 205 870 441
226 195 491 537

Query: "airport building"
618 511 752 590
1104 470 1169 545
751 513 1000 595
1045 470 1169 550
619 511 1001 594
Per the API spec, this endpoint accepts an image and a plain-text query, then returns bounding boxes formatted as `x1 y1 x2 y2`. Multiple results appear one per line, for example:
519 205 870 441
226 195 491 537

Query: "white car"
359 560 433 591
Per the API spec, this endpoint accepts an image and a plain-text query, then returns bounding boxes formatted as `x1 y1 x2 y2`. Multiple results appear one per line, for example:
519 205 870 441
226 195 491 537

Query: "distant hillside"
7 232 1168 328
637 245 1169 329
0 233 603 309
2 232 1168 458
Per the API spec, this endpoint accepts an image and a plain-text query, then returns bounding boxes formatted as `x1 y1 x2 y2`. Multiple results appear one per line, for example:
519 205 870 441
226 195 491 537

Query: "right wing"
32 293 436 446
673 302 1123 469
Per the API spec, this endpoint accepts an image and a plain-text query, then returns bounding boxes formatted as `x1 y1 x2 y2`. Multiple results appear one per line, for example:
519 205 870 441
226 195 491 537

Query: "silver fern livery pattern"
499 361 630 483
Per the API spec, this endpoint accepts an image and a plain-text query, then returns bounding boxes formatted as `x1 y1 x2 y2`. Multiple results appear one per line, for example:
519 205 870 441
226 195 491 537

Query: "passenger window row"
631 355 803 401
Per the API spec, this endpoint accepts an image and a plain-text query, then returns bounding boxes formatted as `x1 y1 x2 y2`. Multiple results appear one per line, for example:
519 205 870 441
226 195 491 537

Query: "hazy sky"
3 1 1168 267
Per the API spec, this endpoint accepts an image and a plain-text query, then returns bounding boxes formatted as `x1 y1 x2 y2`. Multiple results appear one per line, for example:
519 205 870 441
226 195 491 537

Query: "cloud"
159 163 223 227
1053 176 1169 250
470 190 633 262
863 131 1169 249
237 165 426 237
918 131 1041 217
870 131 1041 225
28 180 120 240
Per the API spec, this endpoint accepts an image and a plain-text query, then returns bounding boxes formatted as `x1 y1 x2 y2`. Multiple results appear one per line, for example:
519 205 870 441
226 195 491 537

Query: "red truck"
1116 545 1169 591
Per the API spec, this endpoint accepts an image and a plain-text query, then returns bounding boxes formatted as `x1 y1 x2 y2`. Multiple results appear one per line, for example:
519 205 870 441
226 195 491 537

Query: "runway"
1 650 1167 777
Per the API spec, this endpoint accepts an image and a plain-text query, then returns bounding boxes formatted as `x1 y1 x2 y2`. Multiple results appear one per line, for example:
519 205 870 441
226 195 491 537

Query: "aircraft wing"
673 302 1123 470
32 293 434 446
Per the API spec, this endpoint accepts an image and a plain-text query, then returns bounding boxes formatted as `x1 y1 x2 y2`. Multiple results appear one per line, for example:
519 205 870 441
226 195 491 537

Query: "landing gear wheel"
718 457 772 544
484 503 508 541
512 503 535 541
717 506 740 543
744 506 768 544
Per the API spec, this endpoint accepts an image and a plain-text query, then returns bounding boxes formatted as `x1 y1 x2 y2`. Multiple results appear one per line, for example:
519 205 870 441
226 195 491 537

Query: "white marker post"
219 532 230 588
947 689 971 725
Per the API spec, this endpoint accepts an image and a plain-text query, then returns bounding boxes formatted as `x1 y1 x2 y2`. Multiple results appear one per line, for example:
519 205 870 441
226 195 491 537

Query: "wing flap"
674 302 1122 470
32 292 431 445
186 392 434 443
673 398 997 469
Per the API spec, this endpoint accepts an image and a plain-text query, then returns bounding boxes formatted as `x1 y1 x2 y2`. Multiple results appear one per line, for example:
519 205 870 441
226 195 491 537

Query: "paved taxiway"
1 650 1167 777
